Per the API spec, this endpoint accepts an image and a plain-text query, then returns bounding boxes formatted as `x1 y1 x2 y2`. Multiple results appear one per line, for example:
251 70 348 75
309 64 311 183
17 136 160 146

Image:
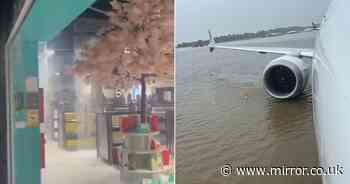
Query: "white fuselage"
313 0 350 183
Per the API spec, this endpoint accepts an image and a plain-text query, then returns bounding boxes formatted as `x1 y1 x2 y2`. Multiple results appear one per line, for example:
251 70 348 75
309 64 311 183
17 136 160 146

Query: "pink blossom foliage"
74 0 174 88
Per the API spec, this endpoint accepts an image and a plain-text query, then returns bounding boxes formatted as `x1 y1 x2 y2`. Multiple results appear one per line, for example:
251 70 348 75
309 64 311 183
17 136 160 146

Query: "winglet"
312 22 320 30
208 30 215 52
312 22 316 29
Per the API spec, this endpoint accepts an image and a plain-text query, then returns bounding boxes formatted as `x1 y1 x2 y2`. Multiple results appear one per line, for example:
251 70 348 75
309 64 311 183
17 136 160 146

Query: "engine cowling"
263 55 311 99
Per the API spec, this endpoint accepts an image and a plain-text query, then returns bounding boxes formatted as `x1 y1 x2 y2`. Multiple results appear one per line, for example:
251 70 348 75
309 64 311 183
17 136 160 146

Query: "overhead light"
46 49 55 57
55 72 61 76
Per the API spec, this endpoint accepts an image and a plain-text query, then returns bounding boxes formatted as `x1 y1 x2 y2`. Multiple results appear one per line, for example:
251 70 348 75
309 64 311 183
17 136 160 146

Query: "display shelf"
102 111 141 115
121 129 173 183
126 165 172 174
112 127 120 131
124 131 160 137
112 142 124 147
127 147 165 154
119 77 173 183
57 112 80 150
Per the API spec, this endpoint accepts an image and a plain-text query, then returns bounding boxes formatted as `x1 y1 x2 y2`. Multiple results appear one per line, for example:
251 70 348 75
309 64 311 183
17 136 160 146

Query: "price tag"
15 121 26 129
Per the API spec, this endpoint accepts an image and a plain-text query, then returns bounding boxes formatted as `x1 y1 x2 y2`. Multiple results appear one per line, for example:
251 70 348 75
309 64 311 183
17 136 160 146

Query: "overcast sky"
176 0 331 43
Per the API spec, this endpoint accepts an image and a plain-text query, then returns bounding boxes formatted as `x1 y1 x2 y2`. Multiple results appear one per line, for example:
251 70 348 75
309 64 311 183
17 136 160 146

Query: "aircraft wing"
208 30 314 59
211 45 314 58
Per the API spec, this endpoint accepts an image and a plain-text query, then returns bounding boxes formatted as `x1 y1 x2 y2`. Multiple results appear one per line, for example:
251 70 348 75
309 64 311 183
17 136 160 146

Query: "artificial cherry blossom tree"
74 0 174 89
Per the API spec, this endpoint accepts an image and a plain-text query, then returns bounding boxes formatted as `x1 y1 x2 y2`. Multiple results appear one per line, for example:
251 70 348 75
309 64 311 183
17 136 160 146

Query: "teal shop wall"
7 1 97 184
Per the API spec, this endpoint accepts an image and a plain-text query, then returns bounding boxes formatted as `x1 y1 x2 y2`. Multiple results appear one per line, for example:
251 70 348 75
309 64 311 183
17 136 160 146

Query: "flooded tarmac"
176 32 322 184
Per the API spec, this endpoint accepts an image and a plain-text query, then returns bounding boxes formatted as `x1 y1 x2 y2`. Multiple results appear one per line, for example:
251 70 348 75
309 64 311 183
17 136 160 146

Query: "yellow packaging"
27 109 39 128
112 132 124 141
151 153 162 170
64 112 78 121
65 123 78 133
112 115 121 128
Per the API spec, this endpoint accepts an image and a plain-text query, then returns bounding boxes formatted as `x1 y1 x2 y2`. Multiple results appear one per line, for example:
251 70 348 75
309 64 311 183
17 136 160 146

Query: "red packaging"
121 116 137 132
112 148 119 162
150 114 160 132
162 148 170 166
151 139 161 150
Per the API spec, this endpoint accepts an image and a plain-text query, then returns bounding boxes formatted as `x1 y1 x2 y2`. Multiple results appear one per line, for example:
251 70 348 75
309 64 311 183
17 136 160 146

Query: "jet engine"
263 55 311 99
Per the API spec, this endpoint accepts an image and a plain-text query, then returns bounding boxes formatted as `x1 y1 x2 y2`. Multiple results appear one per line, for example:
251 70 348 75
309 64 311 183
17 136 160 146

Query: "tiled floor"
43 141 121 184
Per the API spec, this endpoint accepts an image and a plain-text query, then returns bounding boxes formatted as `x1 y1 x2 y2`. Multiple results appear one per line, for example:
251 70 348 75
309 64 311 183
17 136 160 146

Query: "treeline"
177 26 311 48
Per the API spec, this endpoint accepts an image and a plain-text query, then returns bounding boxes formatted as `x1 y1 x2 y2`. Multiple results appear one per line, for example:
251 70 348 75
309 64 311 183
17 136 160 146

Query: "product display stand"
120 130 173 184
96 110 140 165
119 74 174 184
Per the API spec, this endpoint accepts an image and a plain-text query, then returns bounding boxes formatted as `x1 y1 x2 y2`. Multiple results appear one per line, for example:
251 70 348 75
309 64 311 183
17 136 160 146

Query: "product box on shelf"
121 116 138 132
126 134 152 152
150 152 163 170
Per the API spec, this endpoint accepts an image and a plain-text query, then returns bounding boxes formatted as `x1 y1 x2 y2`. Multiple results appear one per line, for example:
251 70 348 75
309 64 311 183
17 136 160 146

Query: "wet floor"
176 32 322 184
43 141 120 184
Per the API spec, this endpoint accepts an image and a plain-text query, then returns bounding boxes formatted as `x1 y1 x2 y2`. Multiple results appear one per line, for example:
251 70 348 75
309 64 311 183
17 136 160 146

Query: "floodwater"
176 32 322 184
